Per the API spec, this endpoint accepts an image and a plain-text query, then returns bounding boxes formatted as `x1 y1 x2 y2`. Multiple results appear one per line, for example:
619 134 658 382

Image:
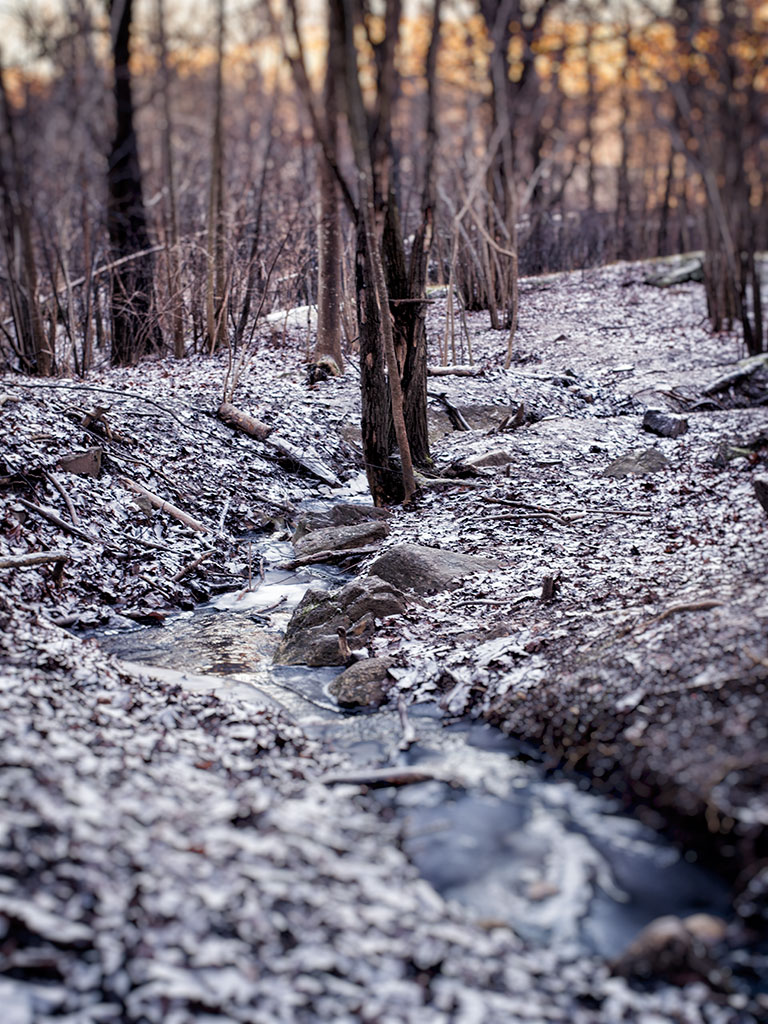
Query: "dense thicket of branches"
1 0 765 492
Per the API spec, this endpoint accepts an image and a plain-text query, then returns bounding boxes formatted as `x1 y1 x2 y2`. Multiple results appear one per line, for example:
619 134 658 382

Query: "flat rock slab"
293 503 390 542
368 543 497 595
293 519 389 560
603 448 670 477
329 657 394 708
464 449 514 469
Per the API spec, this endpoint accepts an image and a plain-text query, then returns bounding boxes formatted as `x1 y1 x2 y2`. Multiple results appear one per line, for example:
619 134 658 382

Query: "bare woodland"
2 3 768 1019
1 0 765 502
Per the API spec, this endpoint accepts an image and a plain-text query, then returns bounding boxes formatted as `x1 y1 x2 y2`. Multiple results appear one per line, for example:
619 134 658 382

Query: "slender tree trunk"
107 0 162 366
206 0 226 353
157 0 184 359
399 0 442 466
313 1 343 373
0 62 51 375
339 0 416 505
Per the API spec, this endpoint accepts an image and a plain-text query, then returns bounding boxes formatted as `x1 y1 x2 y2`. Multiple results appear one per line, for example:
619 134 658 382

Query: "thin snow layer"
1 598 741 1024
0 257 766 1021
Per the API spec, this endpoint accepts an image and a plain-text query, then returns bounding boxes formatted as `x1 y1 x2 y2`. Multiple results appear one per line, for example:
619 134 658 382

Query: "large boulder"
274 576 407 667
329 658 395 709
367 543 497 596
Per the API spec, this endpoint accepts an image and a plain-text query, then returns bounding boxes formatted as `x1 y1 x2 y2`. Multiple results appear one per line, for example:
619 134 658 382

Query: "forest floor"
1 257 767 1022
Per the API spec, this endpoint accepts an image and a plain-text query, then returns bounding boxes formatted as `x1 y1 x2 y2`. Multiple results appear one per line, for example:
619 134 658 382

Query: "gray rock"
328 658 394 708
293 519 389 560
754 475 768 517
338 576 408 621
611 913 726 982
274 576 407 666
464 449 513 469
293 503 390 542
603 448 670 478
644 258 704 288
642 409 689 439
368 543 497 595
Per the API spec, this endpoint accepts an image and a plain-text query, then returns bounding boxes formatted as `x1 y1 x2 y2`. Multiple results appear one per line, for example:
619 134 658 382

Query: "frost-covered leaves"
370 264 768 862
2 599 738 1024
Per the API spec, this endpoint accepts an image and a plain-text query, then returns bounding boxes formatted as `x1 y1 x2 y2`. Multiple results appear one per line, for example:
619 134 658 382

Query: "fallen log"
429 391 471 431
217 402 272 441
0 550 70 570
118 477 209 534
265 435 341 487
428 364 482 377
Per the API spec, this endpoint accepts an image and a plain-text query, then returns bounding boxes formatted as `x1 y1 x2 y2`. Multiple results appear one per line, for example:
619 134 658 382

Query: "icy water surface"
98 560 731 960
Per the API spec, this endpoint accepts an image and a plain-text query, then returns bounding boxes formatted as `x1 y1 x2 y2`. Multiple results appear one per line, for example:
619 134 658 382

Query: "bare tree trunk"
615 23 632 261
313 0 343 373
107 0 162 366
156 0 184 359
399 0 443 465
339 0 416 505
206 0 227 354
0 62 51 375
480 0 519 336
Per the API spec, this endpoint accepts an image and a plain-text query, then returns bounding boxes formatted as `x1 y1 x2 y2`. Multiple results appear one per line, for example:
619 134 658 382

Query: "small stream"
98 538 733 962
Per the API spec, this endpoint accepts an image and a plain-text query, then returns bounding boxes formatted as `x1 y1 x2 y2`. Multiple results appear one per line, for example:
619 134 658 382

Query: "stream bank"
2 257 767 1020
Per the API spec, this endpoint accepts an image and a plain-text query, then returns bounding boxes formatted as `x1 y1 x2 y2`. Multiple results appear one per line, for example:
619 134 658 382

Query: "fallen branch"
171 549 214 583
487 512 568 527
397 695 417 751
634 599 725 637
45 472 81 526
319 766 444 788
0 550 70 570
18 499 98 545
429 391 471 431
9 380 195 428
118 478 210 534
278 545 380 570
265 435 341 487
415 473 485 491
428 365 482 377
486 496 651 518
217 402 272 442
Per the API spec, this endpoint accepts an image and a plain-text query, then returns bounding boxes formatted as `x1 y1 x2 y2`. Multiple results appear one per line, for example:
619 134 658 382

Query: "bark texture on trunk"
0 65 51 375
107 0 161 366
313 1 344 373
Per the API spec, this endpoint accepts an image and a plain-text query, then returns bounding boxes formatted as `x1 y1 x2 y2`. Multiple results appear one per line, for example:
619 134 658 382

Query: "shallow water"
98 560 732 960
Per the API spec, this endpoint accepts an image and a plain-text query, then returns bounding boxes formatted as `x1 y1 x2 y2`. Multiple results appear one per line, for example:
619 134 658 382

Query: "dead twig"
278 545 380 570
319 766 444 788
397 695 417 751
118 478 209 534
9 380 195 428
633 599 725 637
171 549 214 583
0 550 70 570
45 471 81 527
18 499 98 545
